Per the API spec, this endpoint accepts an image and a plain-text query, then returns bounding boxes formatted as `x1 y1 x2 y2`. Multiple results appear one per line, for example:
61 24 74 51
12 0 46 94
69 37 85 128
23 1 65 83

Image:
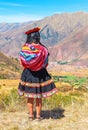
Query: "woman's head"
25 27 40 44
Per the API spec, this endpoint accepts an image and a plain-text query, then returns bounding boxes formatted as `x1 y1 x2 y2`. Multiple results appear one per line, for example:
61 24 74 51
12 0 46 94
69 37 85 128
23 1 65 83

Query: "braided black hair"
26 31 40 44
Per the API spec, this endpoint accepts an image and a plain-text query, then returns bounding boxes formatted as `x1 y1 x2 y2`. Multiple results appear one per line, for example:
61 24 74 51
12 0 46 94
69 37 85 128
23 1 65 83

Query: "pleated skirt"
18 68 58 98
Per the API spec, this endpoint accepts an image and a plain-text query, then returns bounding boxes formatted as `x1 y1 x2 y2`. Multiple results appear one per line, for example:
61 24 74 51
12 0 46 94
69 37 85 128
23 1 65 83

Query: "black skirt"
18 68 58 98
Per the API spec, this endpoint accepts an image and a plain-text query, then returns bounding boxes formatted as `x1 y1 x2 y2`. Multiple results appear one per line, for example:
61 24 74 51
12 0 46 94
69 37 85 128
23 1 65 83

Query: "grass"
53 75 88 91
0 77 88 130
0 99 88 130
0 77 87 112
0 54 22 79
0 88 82 111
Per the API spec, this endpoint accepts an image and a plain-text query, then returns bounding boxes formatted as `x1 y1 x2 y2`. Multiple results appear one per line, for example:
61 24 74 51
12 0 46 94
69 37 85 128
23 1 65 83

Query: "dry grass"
0 79 19 94
0 98 88 130
49 67 88 77
0 79 88 130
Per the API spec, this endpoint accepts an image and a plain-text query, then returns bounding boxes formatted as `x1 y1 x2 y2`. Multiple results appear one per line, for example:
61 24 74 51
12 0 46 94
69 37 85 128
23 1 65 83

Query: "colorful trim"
18 88 58 98
20 79 53 88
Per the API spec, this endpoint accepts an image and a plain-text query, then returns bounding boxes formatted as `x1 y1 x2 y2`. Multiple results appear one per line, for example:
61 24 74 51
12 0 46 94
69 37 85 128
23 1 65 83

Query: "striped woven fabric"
20 43 48 71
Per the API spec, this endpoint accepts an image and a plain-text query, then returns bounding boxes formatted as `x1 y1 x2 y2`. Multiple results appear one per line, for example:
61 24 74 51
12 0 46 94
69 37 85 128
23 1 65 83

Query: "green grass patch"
53 75 88 91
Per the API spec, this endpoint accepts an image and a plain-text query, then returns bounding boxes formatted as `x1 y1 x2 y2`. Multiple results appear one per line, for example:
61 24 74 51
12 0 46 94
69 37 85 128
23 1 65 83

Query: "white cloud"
0 14 43 23
0 2 25 7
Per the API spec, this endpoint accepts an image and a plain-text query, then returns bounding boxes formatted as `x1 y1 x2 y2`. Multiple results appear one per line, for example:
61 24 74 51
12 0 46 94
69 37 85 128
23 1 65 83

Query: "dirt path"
0 102 88 130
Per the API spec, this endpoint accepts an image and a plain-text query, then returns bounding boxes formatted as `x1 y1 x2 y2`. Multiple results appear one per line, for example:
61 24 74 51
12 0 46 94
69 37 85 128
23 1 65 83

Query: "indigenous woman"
18 27 58 121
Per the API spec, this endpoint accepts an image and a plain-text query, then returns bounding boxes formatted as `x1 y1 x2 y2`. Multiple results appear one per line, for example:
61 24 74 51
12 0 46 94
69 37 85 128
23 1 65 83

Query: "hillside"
0 52 22 79
49 26 88 66
0 12 88 65
0 21 33 32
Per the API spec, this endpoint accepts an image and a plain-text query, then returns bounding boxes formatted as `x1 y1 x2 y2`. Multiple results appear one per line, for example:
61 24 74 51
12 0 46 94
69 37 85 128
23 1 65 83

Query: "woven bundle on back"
20 43 48 71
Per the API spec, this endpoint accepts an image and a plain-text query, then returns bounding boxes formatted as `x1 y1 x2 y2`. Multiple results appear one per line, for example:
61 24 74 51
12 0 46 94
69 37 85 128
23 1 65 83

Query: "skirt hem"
18 88 58 98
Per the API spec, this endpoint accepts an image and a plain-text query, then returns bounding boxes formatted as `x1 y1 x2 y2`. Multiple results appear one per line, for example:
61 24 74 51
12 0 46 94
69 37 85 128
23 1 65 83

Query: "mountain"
0 52 22 79
0 21 33 32
0 12 88 65
49 26 88 66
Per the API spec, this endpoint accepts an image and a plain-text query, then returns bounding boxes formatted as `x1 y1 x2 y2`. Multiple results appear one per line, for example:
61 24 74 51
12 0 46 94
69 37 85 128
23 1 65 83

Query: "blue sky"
0 0 88 23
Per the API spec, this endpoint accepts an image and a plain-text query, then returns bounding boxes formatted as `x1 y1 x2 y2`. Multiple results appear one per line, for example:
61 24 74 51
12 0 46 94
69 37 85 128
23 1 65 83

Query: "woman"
18 27 58 121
